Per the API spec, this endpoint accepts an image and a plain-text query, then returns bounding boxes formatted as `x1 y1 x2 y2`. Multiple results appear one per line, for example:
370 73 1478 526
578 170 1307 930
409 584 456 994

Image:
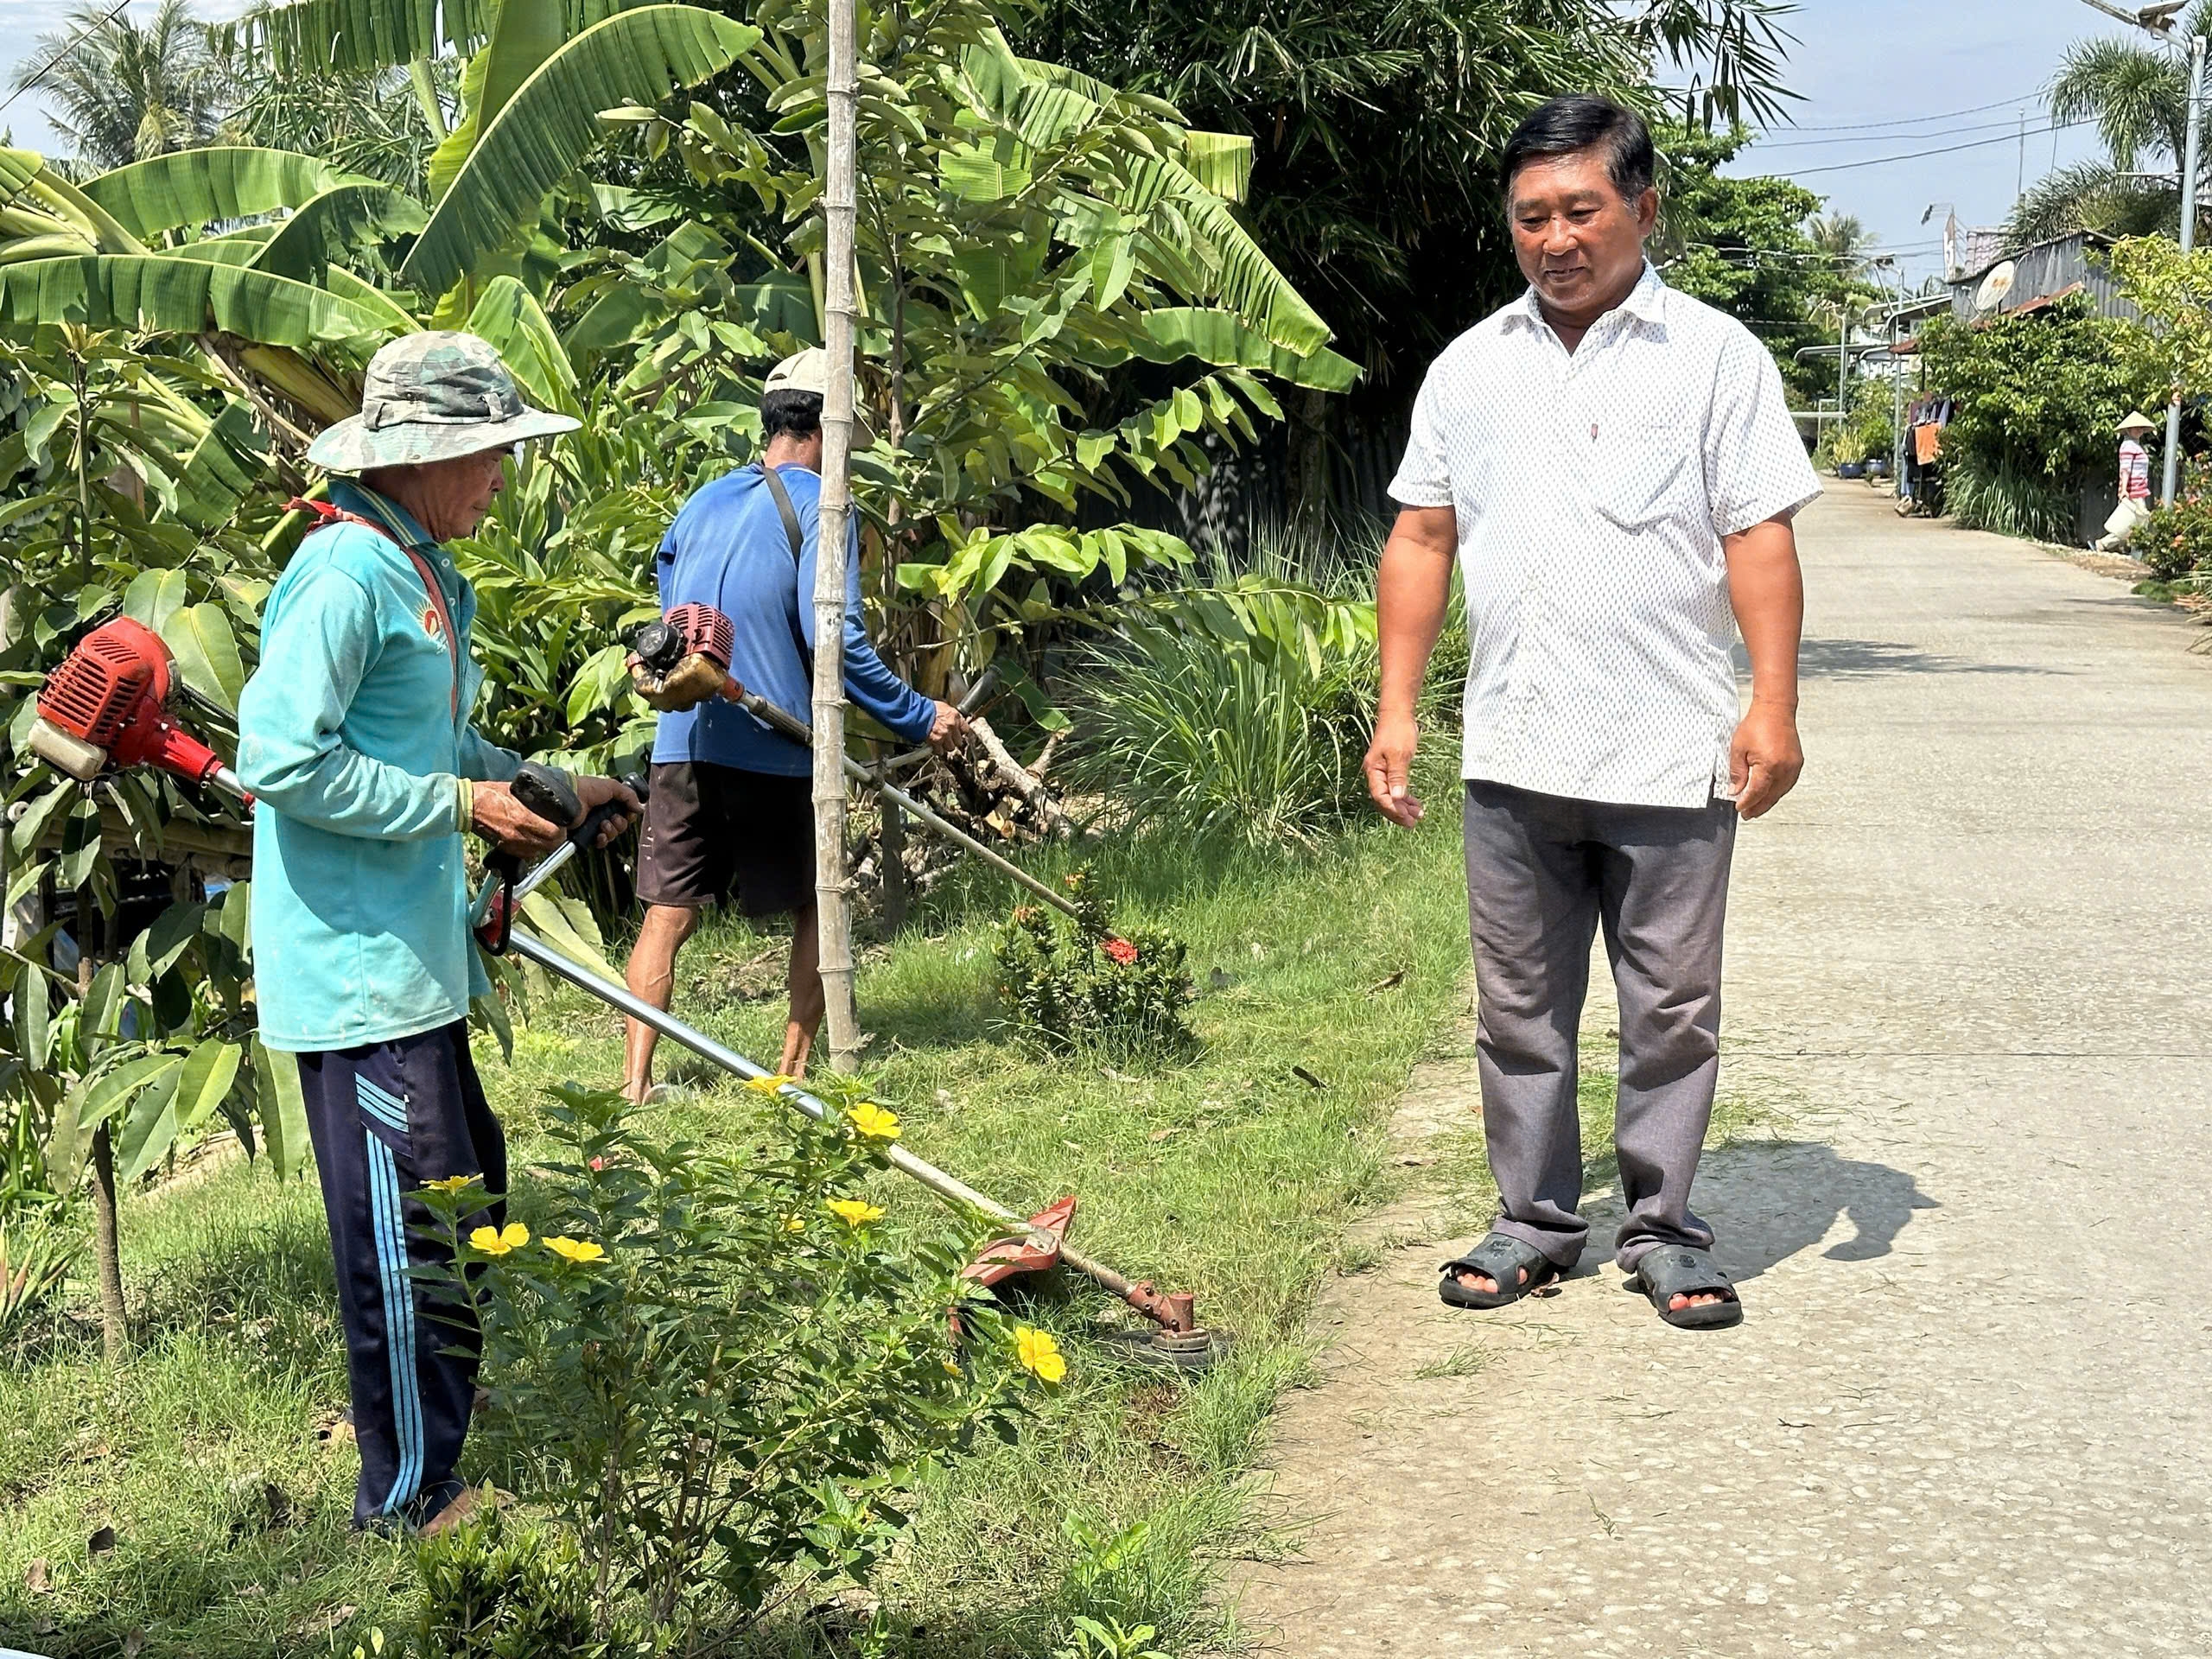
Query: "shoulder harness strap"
286 495 461 721
758 465 817 672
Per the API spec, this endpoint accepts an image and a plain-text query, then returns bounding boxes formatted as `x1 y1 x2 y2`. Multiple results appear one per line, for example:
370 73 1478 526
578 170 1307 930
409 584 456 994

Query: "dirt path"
1236 486 2212 1656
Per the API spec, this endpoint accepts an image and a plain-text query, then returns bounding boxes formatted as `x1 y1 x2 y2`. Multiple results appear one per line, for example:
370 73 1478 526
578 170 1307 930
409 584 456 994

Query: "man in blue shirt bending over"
623 350 964 1092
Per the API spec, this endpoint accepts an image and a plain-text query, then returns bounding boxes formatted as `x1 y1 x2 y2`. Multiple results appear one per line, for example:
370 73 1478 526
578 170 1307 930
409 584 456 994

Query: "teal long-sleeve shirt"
238 480 521 1052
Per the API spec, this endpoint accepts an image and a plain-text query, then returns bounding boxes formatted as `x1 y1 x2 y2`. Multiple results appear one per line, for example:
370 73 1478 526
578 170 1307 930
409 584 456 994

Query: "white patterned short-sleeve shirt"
1390 263 1820 810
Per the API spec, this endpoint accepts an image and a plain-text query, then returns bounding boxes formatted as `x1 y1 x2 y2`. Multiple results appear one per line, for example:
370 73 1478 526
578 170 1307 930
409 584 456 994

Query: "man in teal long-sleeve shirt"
238 334 637 1535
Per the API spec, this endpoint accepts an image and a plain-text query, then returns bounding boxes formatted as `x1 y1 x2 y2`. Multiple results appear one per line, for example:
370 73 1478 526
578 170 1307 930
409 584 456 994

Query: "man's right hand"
926 700 969 752
468 781 565 856
1363 711 1424 828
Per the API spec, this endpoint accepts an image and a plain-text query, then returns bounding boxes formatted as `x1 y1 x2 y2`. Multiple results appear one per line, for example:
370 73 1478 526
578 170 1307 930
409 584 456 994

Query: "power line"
1765 91 2051 134
1751 115 2038 152
1674 242 1947 263
1786 120 2094 177
0 0 131 118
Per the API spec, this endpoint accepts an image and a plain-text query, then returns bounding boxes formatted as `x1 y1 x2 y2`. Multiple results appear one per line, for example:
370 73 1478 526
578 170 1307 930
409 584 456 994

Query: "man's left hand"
1729 700 1802 820
575 774 644 847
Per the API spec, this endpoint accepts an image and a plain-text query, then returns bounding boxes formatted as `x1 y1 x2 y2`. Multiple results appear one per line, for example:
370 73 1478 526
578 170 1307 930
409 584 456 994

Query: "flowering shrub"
418 1079 1045 1644
993 870 1196 1058
2127 458 2212 581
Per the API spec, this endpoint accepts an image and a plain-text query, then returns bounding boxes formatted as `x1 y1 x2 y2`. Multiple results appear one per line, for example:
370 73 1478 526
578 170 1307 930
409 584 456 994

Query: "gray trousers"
1463 779 1736 1273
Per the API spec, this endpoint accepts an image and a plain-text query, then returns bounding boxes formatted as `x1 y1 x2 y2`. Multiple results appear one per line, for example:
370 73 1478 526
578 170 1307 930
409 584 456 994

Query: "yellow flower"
423 1174 479 1194
783 1217 806 1234
469 1222 531 1256
826 1198 885 1228
844 1102 901 1141
743 1074 797 1096
1013 1325 1066 1384
543 1236 606 1264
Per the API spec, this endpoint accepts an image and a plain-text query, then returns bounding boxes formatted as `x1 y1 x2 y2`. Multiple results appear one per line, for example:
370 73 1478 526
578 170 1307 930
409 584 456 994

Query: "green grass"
0 807 1474 1658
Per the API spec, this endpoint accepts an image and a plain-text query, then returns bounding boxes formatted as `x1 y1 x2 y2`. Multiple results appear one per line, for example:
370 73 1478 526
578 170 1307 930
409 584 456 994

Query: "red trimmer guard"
961 1195 1077 1291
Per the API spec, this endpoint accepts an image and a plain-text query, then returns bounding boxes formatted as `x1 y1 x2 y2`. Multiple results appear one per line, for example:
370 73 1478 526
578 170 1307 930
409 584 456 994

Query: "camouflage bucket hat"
306 331 579 474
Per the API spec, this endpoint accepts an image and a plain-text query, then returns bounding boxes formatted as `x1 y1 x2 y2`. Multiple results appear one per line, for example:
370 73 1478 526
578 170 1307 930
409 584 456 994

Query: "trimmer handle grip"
512 761 650 852
570 771 649 851
512 761 583 832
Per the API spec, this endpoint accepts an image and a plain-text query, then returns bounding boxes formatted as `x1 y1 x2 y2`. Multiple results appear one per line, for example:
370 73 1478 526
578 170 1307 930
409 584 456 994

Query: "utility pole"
1835 300 1849 455
1880 257 1906 490
2018 110 2027 206
2164 31 2206 506
811 0 862 1071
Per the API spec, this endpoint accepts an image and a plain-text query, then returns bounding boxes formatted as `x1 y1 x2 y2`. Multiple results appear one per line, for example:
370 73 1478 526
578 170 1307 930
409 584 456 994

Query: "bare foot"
1452 1264 1529 1296
1667 1289 1730 1313
417 1484 505 1539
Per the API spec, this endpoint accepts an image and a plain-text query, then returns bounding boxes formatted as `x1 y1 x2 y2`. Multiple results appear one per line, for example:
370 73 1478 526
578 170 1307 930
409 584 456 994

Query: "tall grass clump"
1070 520 1465 855
1946 454 2076 543
1071 524 1375 852
1073 625 1375 852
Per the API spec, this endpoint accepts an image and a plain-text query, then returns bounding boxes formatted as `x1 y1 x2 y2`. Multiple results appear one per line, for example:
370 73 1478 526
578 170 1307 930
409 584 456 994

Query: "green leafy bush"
420 1081 1044 1643
1919 294 2161 540
994 872 1195 1057
413 1510 628 1659
2126 457 2212 579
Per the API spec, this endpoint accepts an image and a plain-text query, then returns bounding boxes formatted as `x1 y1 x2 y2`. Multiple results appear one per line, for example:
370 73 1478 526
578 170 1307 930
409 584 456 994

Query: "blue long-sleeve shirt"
651 462 934 774
238 479 521 1052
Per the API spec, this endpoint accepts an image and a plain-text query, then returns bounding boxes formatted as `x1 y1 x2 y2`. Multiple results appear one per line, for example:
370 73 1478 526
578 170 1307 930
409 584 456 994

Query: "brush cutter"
461 781 1217 1367
28 621 1223 1372
627 606 1124 943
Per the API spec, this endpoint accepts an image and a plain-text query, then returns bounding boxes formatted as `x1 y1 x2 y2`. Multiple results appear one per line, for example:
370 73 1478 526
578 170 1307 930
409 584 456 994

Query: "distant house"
1948 232 2138 324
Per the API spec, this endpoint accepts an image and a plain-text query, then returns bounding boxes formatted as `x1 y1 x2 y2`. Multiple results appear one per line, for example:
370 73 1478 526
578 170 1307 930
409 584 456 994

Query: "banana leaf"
0 255 397 350
83 148 410 243
401 6 760 301
1124 308 1359 391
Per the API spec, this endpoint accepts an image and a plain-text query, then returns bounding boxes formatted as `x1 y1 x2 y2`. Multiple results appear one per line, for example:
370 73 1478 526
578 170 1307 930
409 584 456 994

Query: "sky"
1725 1 2177 291
0 0 2185 294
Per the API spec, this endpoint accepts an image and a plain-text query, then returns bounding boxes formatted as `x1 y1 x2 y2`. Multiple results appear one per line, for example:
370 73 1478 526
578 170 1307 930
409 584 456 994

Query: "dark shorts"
636 761 813 917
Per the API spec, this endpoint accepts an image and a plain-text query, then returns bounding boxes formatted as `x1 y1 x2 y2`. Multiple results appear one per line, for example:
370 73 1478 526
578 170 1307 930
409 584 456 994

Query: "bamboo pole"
811 0 862 1072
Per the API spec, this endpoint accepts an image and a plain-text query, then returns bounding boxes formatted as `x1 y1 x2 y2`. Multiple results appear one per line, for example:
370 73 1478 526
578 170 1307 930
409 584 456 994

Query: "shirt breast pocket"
1592 424 1698 532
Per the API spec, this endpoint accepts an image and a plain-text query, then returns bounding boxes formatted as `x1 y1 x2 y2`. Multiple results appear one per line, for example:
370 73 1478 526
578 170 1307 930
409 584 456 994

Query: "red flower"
1103 938 1139 965
589 1156 607 1173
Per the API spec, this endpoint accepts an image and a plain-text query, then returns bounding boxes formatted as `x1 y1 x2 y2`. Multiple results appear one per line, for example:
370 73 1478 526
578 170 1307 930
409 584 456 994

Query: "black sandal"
1438 1233 1560 1310
1629 1246 1743 1330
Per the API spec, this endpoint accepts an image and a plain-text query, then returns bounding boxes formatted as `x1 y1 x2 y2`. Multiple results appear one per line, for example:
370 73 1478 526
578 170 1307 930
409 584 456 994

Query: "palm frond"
2048 36 2184 170
2007 159 2177 246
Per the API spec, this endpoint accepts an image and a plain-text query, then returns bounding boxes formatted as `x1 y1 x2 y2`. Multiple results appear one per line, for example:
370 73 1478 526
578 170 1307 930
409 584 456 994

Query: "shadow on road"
1796 638 2058 680
1707 1140 1941 1283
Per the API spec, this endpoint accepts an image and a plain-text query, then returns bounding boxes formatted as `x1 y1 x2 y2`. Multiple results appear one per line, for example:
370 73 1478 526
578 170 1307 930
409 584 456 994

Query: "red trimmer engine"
626 602 738 712
29 617 245 798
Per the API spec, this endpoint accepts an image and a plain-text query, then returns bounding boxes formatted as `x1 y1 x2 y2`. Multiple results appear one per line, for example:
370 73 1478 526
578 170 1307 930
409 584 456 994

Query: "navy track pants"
297 1020 505 1529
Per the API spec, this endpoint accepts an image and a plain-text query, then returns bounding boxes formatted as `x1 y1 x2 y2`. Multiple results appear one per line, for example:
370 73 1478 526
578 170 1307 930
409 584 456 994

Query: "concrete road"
1236 487 2212 1656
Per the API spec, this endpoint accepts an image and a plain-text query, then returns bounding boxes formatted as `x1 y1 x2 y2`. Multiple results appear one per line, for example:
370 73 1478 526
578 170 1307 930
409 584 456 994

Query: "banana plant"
615 0 1359 698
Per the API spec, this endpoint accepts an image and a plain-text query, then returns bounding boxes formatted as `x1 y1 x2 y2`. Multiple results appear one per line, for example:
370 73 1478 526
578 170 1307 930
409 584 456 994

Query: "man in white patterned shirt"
1364 95 1819 1330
